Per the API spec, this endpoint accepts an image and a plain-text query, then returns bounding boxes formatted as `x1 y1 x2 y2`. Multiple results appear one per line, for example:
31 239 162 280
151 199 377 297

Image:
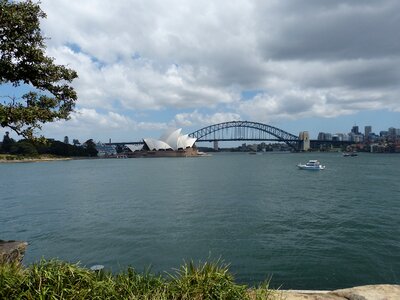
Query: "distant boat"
343 152 358 157
297 160 325 170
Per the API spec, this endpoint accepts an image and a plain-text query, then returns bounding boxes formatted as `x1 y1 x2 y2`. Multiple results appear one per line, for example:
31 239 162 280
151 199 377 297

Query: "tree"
10 139 38 156
83 139 98 157
1 131 14 152
0 0 78 139
72 139 80 146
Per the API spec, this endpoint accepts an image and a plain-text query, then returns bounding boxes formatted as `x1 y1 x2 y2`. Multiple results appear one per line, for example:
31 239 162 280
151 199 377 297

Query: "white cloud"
41 108 167 141
18 0 400 140
47 46 238 111
173 110 241 127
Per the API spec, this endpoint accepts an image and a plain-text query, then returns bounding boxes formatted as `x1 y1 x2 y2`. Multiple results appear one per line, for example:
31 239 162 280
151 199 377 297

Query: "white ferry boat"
297 160 325 170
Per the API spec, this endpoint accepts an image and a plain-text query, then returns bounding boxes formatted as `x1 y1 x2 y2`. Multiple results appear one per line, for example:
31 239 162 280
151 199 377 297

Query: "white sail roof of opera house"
143 128 197 151
125 144 144 152
143 138 172 151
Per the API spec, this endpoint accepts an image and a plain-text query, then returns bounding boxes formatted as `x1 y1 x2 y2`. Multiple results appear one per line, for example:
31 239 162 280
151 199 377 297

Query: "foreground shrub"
114 267 168 299
0 259 276 299
0 262 26 299
168 260 248 299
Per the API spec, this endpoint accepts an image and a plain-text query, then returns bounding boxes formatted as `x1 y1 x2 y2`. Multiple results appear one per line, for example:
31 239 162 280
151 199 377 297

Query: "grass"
0 259 280 299
168 259 247 299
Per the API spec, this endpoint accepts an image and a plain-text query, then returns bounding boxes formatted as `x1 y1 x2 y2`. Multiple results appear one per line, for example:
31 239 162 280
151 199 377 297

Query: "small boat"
343 152 358 157
297 160 325 170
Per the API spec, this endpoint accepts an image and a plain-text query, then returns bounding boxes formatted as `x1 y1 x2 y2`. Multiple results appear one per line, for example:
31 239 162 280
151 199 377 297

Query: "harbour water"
1 152 400 290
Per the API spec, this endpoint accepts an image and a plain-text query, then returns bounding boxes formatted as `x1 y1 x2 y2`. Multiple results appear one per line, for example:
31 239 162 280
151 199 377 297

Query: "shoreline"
0 157 74 163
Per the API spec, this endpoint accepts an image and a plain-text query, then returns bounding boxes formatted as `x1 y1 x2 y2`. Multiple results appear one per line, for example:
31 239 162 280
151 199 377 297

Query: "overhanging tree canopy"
0 0 78 138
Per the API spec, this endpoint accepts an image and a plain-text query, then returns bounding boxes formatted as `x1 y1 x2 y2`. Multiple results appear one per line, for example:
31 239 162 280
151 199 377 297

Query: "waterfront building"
370 143 385 153
339 133 349 141
96 143 117 157
332 133 349 141
349 132 363 143
317 132 332 141
367 133 379 142
143 128 196 151
125 144 143 152
123 128 199 157
249 144 258 152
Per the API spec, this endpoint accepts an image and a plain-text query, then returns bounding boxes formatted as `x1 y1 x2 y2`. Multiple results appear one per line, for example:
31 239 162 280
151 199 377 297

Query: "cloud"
42 108 167 141
173 110 241 127
21 0 400 140
47 46 238 111
256 0 400 61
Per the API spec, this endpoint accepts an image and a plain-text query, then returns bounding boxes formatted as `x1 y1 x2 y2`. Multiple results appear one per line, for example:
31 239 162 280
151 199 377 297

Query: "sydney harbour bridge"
188 121 301 150
107 121 313 151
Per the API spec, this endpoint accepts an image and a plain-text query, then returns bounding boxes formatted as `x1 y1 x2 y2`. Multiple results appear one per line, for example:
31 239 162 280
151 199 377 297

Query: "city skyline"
24 120 400 145
1 1 400 142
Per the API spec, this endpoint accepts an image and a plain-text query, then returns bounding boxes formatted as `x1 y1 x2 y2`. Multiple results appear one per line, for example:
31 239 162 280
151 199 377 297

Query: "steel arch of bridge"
189 121 300 150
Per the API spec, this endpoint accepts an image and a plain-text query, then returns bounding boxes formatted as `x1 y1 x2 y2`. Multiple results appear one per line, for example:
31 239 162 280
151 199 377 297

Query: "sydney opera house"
125 128 199 157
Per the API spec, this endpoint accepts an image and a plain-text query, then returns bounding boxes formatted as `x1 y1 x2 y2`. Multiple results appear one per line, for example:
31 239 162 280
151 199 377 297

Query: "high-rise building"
334 133 349 141
317 132 332 140
388 127 397 137
351 125 359 134
64 136 69 144
364 126 372 137
380 131 389 137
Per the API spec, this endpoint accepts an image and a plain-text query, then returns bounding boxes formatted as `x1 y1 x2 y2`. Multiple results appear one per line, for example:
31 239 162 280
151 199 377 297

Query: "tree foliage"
9 139 38 155
0 0 78 139
83 139 98 157
0 133 98 157
1 130 14 152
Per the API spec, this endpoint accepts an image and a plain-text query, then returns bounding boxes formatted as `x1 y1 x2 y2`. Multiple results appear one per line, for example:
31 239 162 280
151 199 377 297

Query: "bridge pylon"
299 131 310 151
213 141 219 151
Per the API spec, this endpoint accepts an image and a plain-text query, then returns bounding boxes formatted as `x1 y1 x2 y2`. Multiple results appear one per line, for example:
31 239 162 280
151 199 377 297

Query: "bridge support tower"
213 140 219 151
299 131 310 151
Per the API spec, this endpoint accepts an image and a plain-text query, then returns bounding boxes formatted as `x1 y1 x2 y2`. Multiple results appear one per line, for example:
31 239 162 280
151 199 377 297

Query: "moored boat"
343 152 358 157
297 160 325 170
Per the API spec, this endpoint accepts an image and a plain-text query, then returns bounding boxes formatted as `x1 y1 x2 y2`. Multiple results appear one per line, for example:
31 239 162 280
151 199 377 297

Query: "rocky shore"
0 240 28 264
276 285 400 299
1 240 399 299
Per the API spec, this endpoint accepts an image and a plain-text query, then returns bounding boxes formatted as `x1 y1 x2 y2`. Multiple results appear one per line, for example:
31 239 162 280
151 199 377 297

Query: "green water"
1 152 399 289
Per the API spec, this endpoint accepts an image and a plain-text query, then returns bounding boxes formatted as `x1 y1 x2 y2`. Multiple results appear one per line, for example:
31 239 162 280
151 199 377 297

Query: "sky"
2 0 400 143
